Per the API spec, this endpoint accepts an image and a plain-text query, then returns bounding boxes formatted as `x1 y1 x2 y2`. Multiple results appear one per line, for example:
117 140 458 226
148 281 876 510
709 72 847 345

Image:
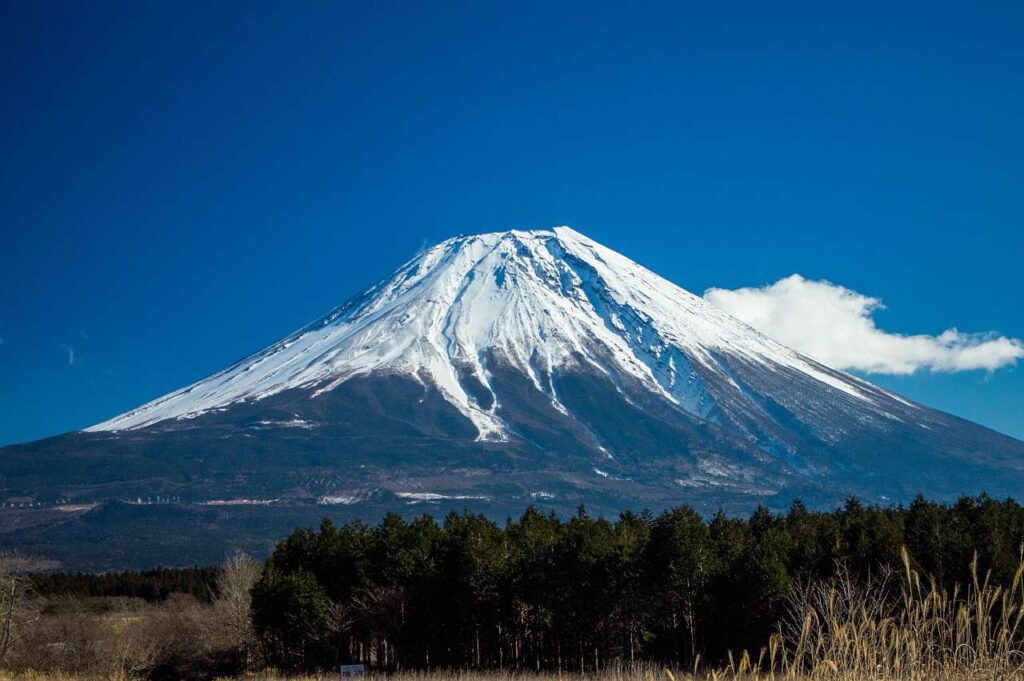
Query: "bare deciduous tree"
0 553 40 666
209 551 261 665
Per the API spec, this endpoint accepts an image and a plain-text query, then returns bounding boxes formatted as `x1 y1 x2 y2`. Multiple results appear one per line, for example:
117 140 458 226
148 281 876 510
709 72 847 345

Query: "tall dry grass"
760 546 1024 679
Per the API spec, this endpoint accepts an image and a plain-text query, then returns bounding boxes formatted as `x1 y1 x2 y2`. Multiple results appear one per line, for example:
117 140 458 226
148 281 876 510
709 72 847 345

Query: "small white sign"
340 664 366 676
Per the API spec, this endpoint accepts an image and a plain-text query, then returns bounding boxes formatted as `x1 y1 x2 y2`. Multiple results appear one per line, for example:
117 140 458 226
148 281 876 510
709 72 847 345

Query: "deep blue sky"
1 1 1022 445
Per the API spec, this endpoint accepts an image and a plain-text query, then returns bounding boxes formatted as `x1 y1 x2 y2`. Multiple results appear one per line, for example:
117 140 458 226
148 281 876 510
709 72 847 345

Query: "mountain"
3 227 1023 569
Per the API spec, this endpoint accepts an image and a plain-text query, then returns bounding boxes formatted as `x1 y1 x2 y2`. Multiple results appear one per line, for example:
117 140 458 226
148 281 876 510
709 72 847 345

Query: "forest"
250 494 1024 672
6 493 1024 679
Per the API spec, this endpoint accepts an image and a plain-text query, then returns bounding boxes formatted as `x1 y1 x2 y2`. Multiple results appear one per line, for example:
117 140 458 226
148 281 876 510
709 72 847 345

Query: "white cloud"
704 275 1024 375
61 344 75 366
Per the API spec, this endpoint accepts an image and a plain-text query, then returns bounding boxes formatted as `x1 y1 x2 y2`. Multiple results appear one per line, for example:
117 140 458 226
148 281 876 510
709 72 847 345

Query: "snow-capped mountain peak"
87 226 896 438
7 224 1020 547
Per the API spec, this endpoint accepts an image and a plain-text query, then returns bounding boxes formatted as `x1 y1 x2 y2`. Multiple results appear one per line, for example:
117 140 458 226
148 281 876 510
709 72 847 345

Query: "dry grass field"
0 667 1021 681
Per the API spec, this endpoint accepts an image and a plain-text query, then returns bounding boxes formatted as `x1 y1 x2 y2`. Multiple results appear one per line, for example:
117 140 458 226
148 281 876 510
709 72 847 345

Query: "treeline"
253 494 1024 672
31 566 219 603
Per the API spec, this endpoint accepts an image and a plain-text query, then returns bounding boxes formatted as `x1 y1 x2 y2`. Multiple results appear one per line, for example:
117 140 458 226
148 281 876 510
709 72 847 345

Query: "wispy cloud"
704 275 1024 375
415 237 431 256
61 344 75 366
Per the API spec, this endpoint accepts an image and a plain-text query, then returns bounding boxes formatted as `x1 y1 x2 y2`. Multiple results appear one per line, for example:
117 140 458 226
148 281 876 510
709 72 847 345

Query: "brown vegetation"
0 551 259 680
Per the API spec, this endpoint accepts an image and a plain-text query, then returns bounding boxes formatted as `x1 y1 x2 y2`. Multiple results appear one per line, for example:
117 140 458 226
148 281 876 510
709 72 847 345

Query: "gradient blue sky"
1 1 1022 445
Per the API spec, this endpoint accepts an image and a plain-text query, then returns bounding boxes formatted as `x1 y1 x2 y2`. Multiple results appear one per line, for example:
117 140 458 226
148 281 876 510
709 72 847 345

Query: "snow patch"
395 491 491 503
319 495 361 506
252 419 316 429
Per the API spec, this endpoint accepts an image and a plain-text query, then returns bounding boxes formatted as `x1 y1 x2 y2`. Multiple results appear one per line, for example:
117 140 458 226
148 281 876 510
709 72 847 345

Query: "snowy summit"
89 227 886 437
